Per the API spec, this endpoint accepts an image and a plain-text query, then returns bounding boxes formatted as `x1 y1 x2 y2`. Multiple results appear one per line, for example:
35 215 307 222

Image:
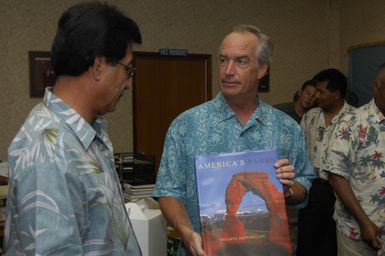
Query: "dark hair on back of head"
313 68 347 97
51 1 142 77
301 79 317 90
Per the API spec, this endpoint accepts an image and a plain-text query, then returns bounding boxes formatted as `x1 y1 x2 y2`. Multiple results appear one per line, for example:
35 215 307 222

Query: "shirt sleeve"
277 115 316 209
5 160 85 255
291 126 316 208
153 119 188 204
324 116 355 178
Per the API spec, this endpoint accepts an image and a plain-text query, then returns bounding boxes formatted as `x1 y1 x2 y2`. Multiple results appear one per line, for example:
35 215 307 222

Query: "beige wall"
2 0 379 160
339 0 385 73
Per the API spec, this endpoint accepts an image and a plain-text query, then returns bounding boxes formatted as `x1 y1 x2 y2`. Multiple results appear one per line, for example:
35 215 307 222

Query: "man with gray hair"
153 25 315 256
325 63 385 256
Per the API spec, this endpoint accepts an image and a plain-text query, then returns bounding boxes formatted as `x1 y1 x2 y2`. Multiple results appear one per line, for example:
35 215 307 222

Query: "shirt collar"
212 93 236 122
43 87 108 150
213 92 268 125
330 101 353 125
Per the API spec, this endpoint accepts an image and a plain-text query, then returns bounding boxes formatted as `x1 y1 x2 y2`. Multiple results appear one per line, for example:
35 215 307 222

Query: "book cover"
195 150 292 256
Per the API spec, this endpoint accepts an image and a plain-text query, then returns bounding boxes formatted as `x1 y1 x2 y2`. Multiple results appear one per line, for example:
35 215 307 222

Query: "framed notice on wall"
29 51 56 98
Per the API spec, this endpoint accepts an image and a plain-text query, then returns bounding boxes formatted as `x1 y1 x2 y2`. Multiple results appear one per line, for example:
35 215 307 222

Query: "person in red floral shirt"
325 63 385 256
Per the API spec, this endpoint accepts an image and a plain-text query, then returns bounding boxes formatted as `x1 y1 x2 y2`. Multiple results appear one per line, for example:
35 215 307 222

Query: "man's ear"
373 82 379 96
257 64 269 80
334 89 343 100
298 88 303 97
91 57 103 81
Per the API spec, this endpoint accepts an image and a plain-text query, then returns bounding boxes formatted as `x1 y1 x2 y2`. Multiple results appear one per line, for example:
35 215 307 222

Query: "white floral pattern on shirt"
300 103 355 180
5 88 141 255
325 99 385 241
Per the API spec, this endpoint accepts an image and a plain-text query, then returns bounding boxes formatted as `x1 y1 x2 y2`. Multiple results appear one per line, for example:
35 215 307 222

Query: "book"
195 150 292 256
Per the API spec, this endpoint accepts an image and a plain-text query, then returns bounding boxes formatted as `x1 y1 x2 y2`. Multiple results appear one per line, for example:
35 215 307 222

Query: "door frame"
132 51 212 168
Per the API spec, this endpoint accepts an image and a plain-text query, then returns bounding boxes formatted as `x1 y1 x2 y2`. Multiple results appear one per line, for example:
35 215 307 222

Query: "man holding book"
153 25 315 256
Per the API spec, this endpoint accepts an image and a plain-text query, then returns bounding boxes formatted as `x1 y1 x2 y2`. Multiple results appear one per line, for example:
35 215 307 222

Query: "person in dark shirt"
274 79 318 123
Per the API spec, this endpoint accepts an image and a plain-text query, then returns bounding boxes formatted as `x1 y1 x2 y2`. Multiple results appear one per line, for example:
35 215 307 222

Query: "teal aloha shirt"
5 88 141 255
153 92 315 255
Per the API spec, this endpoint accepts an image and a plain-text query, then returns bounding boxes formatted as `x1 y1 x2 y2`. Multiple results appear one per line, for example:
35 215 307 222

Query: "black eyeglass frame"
117 62 136 80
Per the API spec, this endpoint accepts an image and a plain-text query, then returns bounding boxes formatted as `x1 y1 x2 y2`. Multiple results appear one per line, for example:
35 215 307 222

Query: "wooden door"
133 52 212 169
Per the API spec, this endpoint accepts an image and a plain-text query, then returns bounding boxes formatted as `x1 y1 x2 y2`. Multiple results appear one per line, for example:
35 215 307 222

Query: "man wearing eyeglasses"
153 25 315 256
5 2 142 255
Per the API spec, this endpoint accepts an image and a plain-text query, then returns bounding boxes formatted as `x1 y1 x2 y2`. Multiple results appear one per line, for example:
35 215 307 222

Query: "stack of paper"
123 183 155 202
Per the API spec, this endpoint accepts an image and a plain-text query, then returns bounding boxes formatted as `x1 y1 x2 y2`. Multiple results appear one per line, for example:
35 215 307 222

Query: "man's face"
95 44 134 115
315 81 337 111
299 85 317 109
218 32 267 101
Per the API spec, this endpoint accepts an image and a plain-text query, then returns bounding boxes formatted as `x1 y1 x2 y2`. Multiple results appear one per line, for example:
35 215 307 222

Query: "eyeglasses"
117 62 136 80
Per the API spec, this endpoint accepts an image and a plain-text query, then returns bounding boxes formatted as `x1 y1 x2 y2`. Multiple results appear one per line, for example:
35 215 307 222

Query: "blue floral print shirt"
5 88 141 255
325 99 385 241
153 92 315 255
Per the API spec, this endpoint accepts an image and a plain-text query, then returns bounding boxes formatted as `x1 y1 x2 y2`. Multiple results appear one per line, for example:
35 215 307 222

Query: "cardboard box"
126 198 167 256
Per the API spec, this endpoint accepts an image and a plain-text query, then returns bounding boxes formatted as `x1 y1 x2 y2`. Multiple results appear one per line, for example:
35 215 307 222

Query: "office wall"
0 0 334 160
339 0 385 73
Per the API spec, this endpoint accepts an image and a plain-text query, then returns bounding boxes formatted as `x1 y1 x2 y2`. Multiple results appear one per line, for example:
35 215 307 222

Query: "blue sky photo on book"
195 150 291 256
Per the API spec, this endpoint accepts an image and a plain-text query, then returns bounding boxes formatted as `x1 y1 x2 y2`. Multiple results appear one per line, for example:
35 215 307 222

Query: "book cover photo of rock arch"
195 150 291 256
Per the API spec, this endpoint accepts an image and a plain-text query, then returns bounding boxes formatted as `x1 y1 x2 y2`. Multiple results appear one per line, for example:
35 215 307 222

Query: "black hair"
51 1 142 76
345 91 359 107
313 68 347 97
301 79 317 90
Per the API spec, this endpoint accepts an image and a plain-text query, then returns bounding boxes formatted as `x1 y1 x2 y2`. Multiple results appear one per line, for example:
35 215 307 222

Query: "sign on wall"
29 51 55 98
